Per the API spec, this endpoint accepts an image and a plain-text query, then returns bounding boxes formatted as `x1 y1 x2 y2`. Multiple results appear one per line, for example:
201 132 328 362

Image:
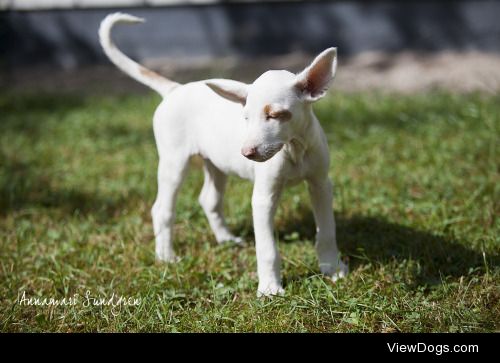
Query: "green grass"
0 90 498 332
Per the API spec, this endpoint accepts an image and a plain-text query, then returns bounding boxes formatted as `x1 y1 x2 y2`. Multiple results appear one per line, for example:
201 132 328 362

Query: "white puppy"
99 13 348 297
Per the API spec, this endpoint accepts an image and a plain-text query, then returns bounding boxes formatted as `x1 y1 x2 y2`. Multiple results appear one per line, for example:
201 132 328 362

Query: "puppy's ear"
205 79 248 105
295 47 337 102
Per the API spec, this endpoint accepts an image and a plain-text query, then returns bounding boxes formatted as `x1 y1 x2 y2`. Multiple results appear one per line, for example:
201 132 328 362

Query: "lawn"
0 90 498 332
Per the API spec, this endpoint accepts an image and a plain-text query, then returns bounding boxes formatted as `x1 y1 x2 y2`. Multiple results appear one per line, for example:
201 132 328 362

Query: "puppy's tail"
99 13 179 97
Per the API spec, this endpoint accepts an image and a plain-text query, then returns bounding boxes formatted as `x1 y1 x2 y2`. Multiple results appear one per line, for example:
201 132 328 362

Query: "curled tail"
99 13 179 97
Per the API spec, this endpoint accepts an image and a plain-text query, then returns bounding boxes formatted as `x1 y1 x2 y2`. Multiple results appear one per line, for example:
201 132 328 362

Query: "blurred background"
2 0 500 93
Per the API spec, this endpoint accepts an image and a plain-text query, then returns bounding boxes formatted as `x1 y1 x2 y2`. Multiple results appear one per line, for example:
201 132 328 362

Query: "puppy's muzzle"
241 143 284 162
241 146 258 160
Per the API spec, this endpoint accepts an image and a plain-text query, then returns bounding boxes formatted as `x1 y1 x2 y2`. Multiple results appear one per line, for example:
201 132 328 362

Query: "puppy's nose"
241 146 257 158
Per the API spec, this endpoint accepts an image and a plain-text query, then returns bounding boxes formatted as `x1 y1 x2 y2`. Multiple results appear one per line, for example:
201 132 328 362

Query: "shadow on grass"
0 92 154 220
2 153 495 287
0 92 85 114
0 93 86 137
337 214 497 285
241 206 497 288
1 92 495 288
0 157 144 222
1 92 154 146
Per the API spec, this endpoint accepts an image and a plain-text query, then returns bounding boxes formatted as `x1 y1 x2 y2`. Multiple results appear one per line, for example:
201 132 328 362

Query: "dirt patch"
336 51 500 94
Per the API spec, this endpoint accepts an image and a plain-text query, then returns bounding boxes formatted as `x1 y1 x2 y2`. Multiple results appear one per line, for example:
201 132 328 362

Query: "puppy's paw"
217 234 245 245
320 260 349 283
330 261 348 282
257 284 285 298
155 251 180 264
230 236 245 244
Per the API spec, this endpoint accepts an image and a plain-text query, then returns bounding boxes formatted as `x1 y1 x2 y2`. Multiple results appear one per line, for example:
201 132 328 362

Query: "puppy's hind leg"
199 159 242 244
152 156 190 262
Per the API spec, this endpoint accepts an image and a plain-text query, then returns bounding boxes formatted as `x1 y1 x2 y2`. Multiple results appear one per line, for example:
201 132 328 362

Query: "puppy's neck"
283 105 317 165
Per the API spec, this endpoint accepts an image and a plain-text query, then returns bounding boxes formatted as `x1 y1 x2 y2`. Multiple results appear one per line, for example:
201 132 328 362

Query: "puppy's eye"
266 111 292 122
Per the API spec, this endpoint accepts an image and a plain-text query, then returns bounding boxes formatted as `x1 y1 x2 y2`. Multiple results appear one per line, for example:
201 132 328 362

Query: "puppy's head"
206 48 338 162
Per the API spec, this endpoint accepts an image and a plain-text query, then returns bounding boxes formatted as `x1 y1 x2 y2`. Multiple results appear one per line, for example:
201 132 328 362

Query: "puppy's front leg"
252 178 284 297
307 177 348 282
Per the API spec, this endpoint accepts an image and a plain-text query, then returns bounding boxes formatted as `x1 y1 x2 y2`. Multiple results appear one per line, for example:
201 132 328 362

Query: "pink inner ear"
298 54 333 97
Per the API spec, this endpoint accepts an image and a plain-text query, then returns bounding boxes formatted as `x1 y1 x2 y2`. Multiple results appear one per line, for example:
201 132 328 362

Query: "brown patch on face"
264 104 292 122
263 104 272 117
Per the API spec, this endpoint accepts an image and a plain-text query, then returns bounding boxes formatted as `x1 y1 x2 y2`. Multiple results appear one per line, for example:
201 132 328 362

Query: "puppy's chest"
282 150 322 186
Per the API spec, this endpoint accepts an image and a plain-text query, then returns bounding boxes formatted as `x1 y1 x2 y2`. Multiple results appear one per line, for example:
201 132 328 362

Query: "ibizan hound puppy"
99 13 348 297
